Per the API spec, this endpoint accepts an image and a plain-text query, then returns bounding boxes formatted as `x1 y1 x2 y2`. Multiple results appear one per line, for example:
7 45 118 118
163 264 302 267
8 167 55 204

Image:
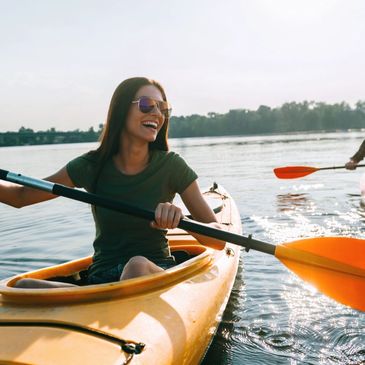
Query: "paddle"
274 164 365 179
0 169 364 312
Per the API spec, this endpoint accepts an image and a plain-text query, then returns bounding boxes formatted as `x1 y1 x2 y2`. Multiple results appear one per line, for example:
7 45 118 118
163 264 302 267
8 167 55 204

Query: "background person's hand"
345 159 358 170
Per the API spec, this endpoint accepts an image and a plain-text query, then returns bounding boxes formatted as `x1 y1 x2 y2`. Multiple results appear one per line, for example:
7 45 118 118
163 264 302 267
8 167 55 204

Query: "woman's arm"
151 180 226 250
180 180 226 250
0 166 74 208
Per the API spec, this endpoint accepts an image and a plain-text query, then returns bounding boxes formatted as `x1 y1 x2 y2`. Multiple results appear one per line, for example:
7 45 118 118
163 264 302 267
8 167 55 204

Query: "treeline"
1 101 364 146
0 126 102 147
169 100 365 137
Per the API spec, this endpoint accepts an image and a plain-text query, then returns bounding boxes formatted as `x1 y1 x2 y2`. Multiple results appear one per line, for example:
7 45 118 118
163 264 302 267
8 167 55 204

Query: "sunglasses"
132 96 172 118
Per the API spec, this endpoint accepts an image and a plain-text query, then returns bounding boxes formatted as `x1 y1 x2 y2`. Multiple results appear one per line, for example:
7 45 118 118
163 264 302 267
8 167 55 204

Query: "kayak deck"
0 183 242 365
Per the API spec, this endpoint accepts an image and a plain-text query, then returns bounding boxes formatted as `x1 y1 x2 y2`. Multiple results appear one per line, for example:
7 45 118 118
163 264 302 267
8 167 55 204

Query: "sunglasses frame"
132 96 172 118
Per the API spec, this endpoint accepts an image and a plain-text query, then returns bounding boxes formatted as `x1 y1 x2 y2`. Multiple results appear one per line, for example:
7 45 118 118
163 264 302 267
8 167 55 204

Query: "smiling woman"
0 76 225 288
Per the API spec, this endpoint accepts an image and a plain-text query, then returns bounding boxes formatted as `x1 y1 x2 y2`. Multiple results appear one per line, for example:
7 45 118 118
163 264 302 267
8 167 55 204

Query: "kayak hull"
0 184 242 365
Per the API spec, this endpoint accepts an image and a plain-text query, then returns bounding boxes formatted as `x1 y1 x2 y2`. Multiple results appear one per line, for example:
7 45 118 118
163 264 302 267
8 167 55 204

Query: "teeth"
143 121 158 129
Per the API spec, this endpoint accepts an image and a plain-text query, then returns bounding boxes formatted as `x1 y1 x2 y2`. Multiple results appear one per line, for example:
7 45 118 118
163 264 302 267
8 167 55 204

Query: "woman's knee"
124 256 150 273
121 256 162 280
126 256 149 266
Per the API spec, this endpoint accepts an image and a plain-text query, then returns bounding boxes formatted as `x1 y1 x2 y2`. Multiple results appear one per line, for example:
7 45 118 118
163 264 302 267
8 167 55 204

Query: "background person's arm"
346 140 365 170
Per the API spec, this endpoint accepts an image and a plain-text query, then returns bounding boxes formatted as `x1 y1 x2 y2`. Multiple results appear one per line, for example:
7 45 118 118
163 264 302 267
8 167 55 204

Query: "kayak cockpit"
0 244 214 304
15 245 208 287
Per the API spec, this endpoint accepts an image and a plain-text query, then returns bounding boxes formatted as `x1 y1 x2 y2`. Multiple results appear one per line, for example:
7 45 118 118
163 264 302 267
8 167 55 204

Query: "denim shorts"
87 257 176 285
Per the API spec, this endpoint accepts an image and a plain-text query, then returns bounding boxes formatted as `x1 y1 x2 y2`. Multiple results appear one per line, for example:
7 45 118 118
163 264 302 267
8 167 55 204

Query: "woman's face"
123 84 166 144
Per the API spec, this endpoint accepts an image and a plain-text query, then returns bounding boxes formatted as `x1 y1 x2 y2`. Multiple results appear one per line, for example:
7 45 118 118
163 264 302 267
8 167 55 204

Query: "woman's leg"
14 278 77 288
120 256 164 280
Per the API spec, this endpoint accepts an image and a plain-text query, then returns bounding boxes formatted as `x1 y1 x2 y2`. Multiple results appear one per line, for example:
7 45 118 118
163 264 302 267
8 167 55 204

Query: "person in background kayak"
0 77 225 288
345 140 365 170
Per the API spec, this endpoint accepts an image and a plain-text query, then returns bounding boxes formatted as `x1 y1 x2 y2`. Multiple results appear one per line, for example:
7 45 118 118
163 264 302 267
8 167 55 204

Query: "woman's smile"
142 120 159 130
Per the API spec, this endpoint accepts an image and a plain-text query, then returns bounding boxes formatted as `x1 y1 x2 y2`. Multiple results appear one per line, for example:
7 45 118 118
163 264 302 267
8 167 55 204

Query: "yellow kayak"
0 184 241 365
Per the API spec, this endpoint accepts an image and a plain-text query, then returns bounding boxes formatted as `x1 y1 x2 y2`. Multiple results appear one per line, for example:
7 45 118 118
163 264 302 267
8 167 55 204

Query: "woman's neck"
113 143 150 175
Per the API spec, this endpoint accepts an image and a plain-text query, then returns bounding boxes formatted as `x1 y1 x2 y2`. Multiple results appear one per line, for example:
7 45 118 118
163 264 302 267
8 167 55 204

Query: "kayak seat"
172 250 191 264
170 245 207 264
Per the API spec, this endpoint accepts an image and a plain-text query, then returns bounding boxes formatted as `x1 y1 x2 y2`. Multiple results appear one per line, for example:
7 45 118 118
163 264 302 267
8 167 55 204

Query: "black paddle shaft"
320 164 365 171
0 169 276 255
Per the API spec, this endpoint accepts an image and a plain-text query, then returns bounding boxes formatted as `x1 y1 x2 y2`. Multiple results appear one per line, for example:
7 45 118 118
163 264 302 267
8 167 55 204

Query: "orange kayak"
0 184 241 365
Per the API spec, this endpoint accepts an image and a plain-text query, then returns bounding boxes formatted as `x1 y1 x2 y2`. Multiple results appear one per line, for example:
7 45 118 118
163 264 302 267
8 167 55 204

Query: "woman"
0 77 224 288
345 139 365 170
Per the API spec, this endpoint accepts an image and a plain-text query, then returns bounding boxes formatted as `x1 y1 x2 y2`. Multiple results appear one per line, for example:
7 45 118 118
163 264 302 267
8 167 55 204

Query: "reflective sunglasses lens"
137 97 171 117
158 101 172 118
162 108 172 118
138 97 155 113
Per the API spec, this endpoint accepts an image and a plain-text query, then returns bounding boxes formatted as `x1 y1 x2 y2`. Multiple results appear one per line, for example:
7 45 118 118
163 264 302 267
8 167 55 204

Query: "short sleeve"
351 140 365 162
169 153 198 194
66 153 97 191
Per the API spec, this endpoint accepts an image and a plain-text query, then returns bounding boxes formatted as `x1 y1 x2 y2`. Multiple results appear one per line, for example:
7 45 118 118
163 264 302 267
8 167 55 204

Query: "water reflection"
276 193 312 212
346 193 365 221
360 199 365 212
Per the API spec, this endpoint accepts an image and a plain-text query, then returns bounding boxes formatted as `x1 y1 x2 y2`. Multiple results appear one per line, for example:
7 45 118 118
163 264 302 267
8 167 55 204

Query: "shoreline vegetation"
1 100 364 147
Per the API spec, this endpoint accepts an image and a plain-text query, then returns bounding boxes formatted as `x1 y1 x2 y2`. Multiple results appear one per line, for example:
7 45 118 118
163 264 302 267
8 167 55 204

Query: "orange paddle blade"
273 166 319 179
275 237 365 312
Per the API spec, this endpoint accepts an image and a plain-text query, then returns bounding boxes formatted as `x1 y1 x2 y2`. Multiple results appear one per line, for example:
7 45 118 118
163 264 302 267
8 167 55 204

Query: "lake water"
0 130 365 364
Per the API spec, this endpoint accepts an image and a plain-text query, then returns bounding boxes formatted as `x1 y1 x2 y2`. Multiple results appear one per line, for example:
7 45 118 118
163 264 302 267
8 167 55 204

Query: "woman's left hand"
151 202 184 230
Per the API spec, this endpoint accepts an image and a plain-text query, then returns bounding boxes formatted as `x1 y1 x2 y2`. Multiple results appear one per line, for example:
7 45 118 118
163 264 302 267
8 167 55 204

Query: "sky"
1 0 364 131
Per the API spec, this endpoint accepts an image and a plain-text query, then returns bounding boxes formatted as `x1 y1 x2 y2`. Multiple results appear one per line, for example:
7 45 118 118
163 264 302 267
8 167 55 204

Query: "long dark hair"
90 77 170 191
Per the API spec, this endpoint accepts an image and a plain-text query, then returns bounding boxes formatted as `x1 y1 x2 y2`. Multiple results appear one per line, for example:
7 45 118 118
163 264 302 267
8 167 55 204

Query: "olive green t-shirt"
66 150 197 276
